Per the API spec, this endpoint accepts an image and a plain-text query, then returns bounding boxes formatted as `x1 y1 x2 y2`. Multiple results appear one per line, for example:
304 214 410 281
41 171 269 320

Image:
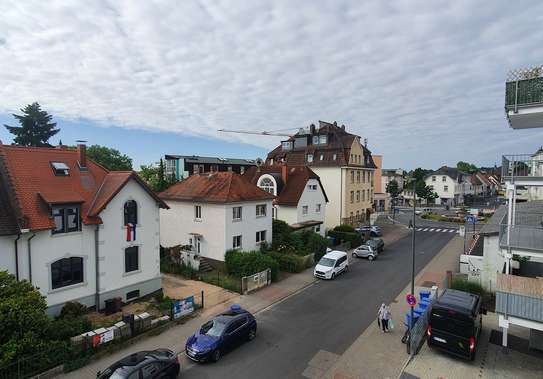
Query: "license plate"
187 350 195 357
434 337 447 343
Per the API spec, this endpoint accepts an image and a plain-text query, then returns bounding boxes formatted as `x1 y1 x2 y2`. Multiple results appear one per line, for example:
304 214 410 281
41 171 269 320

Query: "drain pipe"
95 226 100 311
14 233 21 281
27 233 36 284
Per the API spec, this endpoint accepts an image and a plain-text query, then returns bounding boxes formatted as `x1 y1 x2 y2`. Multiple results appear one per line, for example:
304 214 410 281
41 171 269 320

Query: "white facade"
310 167 342 230
274 178 327 236
160 199 273 262
426 174 465 206
0 178 163 315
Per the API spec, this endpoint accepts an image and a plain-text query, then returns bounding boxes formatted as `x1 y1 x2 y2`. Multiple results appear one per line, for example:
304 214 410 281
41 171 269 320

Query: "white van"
314 250 349 280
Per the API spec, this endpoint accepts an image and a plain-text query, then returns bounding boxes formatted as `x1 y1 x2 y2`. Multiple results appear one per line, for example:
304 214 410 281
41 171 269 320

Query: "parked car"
366 238 384 253
355 225 382 237
314 250 349 279
185 304 257 362
352 244 378 261
427 289 485 360
97 349 180 379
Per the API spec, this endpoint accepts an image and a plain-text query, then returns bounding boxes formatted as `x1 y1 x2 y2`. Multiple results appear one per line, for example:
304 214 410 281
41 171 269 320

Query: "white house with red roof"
159 172 274 265
0 143 168 315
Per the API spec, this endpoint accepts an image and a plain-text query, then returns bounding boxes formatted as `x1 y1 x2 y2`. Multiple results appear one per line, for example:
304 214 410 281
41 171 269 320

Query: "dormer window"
51 162 70 176
312 136 319 145
52 205 80 234
319 135 327 144
282 141 293 150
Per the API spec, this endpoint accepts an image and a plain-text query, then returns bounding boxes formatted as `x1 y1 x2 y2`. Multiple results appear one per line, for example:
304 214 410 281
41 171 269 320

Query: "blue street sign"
464 215 476 224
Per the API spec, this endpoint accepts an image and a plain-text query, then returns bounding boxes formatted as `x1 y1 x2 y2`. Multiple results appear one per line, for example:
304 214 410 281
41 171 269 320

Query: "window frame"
123 200 138 225
51 257 84 290
316 203 321 213
256 230 266 243
232 235 242 249
302 205 309 215
124 246 139 273
256 204 267 217
52 205 81 234
233 206 243 221
194 205 202 220
306 154 313 163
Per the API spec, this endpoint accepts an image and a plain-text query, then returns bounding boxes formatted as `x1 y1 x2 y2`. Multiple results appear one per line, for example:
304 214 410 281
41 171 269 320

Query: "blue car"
185 304 257 362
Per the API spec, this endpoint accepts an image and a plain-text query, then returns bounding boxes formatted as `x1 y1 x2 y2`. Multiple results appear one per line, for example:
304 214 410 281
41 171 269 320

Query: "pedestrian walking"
382 305 392 332
408 219 413 229
377 304 385 329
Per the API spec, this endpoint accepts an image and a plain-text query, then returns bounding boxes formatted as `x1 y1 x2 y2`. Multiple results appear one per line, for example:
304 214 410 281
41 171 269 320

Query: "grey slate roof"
426 166 468 182
164 155 257 166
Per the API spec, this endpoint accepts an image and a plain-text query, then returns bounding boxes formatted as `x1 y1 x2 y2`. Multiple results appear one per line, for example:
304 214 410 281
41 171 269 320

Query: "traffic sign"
464 215 476 224
406 293 417 307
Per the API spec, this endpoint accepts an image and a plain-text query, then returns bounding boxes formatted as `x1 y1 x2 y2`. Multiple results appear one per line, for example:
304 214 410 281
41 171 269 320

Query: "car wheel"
368 255 374 261
212 349 221 362
331 273 336 280
248 328 256 341
352 253 357 258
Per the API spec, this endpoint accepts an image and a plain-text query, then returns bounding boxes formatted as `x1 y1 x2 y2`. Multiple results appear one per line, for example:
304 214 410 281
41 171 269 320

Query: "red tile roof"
0 144 167 232
243 165 328 206
159 171 275 203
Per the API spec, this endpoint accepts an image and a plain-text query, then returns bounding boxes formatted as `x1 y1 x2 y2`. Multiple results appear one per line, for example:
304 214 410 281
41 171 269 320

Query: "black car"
427 289 485 360
366 238 384 253
185 304 257 362
97 349 180 379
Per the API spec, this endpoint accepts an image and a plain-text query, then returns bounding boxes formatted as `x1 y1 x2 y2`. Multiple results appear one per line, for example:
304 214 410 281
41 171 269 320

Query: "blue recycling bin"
419 290 431 301
404 312 419 329
413 306 425 316
418 299 430 310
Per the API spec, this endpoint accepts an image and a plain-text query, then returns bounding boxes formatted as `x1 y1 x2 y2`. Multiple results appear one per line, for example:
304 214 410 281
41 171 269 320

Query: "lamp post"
409 180 416 355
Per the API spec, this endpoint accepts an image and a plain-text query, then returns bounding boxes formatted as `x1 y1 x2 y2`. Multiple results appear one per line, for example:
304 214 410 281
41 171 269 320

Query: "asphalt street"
181 229 455 379
391 209 483 231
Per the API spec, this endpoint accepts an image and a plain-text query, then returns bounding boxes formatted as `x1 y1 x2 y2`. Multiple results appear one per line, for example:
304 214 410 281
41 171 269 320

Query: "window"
233 206 242 220
442 176 446 182
362 190 365 201
194 205 202 220
432 176 436 182
256 204 267 217
51 257 83 289
367 189 370 200
52 206 80 234
319 154 324 161
316 203 321 213
313 135 319 145
332 154 337 160
362 171 366 183
351 170 355 183
256 230 266 243
444 185 449 192
307 154 313 163
282 141 293 150
307 184 317 190
125 246 139 273
272 207 276 219
357 171 360 183
302 205 308 215
124 200 138 225
350 191 354 203
356 190 360 202
258 176 276 195
126 289 140 300
227 166 233 172
315 225 321 233
240 166 245 174
233 235 242 249
319 135 327 144
51 161 70 176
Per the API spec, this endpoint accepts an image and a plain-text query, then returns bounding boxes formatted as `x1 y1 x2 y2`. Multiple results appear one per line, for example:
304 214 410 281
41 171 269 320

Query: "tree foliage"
415 180 438 203
86 145 133 171
139 158 176 192
386 179 401 198
456 161 478 174
4 102 60 147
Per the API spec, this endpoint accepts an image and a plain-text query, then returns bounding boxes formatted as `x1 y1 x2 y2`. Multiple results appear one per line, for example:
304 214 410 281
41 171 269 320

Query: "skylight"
51 161 70 176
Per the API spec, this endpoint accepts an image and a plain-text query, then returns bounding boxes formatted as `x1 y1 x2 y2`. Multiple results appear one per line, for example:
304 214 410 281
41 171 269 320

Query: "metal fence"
502 154 543 179
408 299 434 355
241 268 271 295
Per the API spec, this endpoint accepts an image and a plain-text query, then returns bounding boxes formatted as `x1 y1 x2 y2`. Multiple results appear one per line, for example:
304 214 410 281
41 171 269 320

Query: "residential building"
0 143 168 315
159 172 274 266
372 155 390 212
164 155 257 181
498 65 543 349
424 166 471 206
381 169 405 193
266 120 376 228
243 164 328 236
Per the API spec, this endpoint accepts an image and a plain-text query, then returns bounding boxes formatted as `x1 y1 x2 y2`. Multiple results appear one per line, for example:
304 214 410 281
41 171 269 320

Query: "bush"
450 277 485 297
327 230 363 248
305 232 329 261
333 224 355 232
46 316 93 341
268 252 305 273
225 250 279 281
59 301 88 319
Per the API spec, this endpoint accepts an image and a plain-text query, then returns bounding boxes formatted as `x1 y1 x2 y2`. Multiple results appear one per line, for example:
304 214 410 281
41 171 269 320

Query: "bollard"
201 290 204 308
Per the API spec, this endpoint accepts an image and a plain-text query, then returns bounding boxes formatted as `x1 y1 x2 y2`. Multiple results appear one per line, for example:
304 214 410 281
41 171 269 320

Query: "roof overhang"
290 220 323 230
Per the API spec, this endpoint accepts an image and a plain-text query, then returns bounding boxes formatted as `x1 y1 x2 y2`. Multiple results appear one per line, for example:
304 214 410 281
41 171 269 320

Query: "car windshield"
200 319 227 337
318 257 335 267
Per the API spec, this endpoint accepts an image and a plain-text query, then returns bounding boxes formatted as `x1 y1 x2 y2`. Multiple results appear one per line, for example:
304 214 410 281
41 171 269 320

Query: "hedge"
268 252 306 273
327 230 363 248
225 250 279 281
333 224 356 233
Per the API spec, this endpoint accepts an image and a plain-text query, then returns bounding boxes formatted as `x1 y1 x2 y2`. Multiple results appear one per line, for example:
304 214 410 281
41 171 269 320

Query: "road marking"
449 229 456 233
441 229 449 232
428 228 435 232
422 228 429 232
416 228 423 231
435 229 441 232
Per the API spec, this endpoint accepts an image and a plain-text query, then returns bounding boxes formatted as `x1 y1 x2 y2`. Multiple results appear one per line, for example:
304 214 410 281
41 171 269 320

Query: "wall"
0 235 17 275
160 201 226 262
310 167 342 230
275 205 298 226
481 234 504 292
293 178 327 235
343 167 374 222
373 155 383 193
426 175 458 204
224 200 273 253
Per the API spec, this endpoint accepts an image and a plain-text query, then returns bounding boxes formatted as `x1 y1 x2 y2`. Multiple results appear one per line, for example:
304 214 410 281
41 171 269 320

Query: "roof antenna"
364 138 368 148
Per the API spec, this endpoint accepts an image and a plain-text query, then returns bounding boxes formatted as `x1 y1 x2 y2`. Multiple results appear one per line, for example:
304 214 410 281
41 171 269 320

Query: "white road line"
428 228 435 232
416 228 423 231
441 229 449 232
435 229 441 232
449 229 456 233
422 228 429 232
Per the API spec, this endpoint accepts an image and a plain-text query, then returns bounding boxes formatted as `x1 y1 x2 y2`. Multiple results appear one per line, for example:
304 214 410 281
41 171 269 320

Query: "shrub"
333 224 355 233
450 277 485 297
46 316 93 341
327 230 363 248
59 301 88 319
268 252 305 273
225 250 279 281
305 232 329 261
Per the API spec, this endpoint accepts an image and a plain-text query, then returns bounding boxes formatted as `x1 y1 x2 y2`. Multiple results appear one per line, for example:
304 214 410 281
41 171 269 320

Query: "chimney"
341 124 345 131
310 124 315 135
281 164 288 184
76 140 87 170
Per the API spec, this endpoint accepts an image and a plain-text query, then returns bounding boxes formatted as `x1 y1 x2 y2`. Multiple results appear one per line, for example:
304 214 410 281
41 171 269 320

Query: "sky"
1 0 542 170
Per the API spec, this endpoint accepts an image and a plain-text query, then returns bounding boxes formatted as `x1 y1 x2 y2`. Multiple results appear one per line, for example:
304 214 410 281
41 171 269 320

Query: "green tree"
4 102 60 147
415 181 438 204
456 161 478 174
0 271 50 365
87 145 132 171
139 159 176 192
386 179 401 199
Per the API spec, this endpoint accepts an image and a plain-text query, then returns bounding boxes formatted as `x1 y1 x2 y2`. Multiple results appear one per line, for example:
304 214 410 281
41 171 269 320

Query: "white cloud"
0 0 542 168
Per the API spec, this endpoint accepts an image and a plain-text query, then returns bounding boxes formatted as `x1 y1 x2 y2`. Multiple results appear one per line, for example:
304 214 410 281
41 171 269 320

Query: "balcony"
505 65 543 129
502 154 543 185
498 202 543 252
496 273 543 323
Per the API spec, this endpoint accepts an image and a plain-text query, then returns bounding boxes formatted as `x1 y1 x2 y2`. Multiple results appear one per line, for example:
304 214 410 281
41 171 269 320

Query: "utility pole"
409 180 416 355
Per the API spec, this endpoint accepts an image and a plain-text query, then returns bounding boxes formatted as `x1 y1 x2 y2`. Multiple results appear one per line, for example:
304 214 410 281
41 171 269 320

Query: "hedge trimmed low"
268 252 306 273
225 249 279 281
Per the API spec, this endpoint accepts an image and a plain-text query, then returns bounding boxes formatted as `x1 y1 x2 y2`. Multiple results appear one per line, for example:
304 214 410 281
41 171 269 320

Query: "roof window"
51 162 70 176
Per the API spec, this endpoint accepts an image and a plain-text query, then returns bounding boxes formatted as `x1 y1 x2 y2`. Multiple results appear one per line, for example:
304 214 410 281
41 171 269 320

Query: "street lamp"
409 180 416 355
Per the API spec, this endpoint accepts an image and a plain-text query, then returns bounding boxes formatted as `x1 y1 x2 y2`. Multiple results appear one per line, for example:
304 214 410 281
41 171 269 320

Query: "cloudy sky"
1 0 542 169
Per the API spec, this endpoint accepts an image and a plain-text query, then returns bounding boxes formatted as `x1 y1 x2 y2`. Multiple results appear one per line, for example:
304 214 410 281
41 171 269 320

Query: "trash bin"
419 290 431 301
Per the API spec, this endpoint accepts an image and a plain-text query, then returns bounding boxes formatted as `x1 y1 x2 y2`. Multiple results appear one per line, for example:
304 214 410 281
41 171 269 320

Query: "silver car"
352 244 378 261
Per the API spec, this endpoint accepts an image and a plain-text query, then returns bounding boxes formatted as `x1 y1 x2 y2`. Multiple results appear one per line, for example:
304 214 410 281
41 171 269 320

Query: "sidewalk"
319 235 464 379
57 269 317 378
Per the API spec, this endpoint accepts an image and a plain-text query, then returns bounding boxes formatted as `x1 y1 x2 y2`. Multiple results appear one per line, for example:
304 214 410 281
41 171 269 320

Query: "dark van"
427 289 484 360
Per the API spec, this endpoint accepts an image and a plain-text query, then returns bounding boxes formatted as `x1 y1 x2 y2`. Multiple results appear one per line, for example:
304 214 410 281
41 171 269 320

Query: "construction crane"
217 127 301 137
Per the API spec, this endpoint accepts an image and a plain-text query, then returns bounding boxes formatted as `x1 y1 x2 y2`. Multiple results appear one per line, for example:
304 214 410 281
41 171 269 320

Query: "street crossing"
415 227 457 233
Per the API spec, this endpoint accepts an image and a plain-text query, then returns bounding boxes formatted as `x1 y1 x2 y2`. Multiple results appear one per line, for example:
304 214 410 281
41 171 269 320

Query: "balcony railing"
496 273 543 322
499 223 543 252
502 154 543 181
506 66 543 110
